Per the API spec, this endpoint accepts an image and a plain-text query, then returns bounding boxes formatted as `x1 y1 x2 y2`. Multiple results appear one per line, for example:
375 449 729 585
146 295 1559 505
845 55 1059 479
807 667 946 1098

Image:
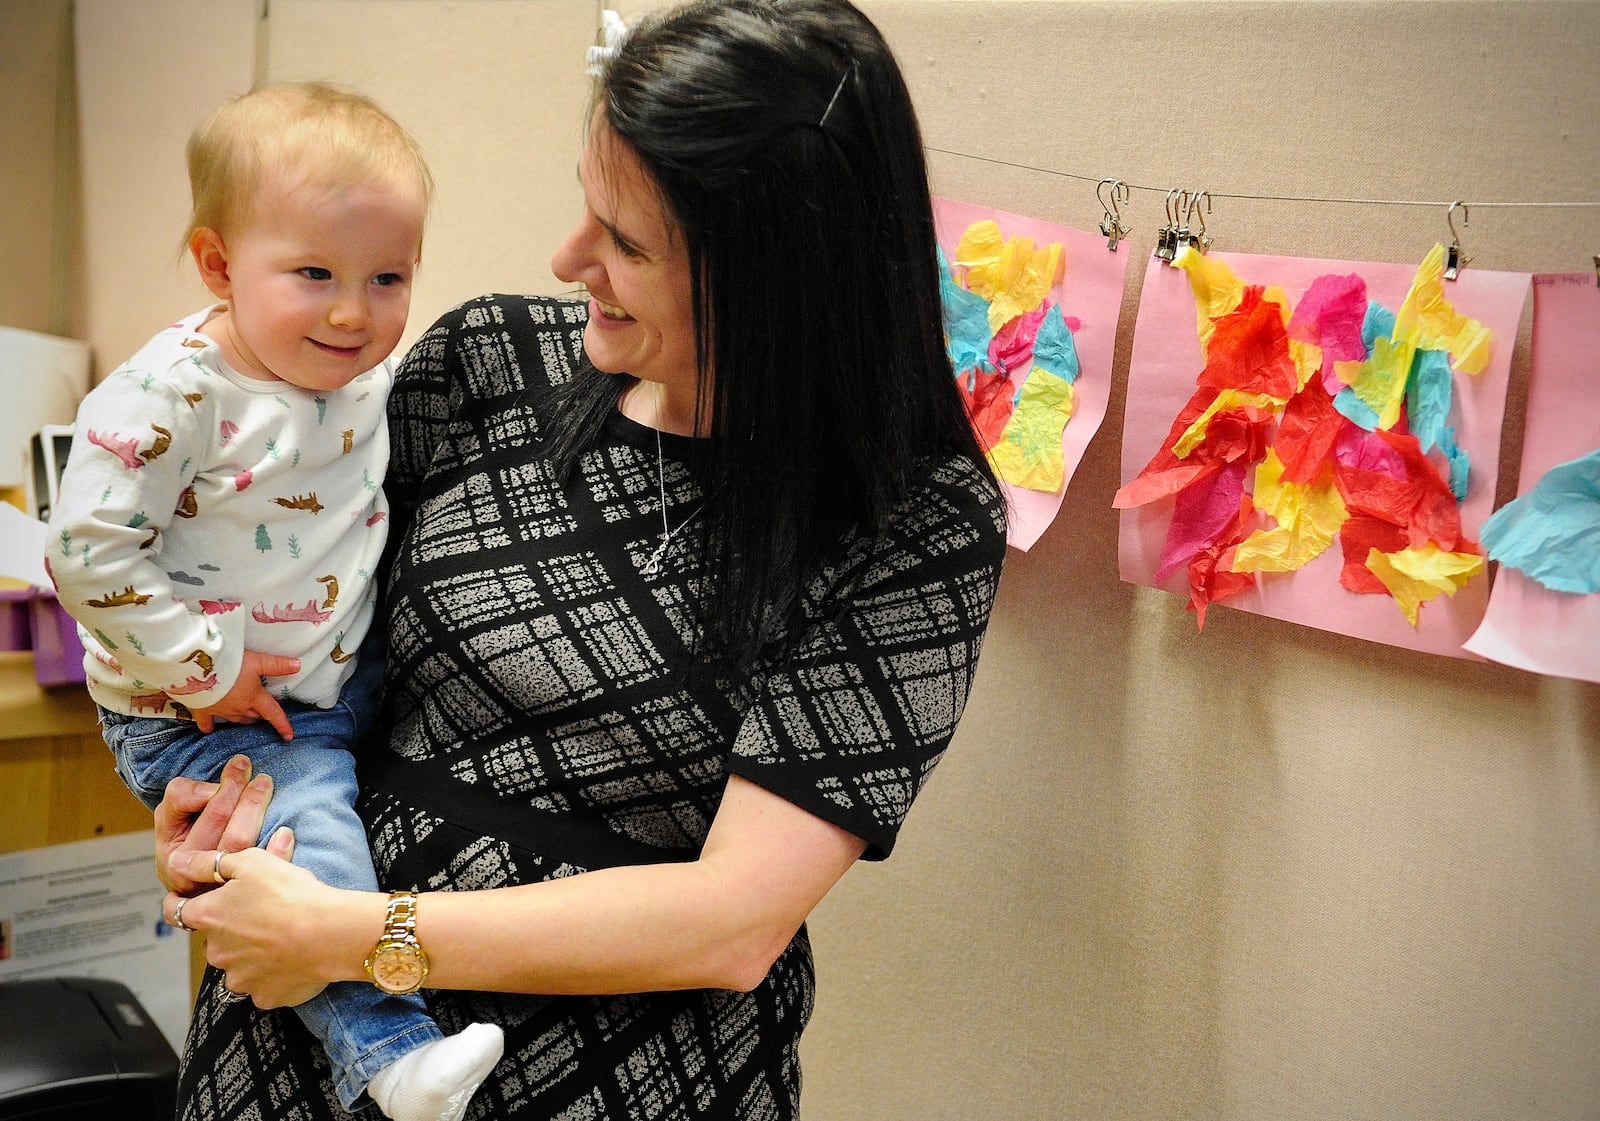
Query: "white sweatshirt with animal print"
47 306 390 719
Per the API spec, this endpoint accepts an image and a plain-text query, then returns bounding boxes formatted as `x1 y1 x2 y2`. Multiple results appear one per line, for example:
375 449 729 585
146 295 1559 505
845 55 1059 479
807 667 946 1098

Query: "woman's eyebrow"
576 156 657 258
596 211 649 258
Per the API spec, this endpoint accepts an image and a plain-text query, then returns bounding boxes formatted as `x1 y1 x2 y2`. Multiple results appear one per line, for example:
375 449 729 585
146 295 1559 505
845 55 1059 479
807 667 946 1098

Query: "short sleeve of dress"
727 454 1007 860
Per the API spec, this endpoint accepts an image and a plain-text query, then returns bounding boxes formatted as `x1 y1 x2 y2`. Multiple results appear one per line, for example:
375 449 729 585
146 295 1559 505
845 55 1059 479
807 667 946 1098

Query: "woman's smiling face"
551 121 698 400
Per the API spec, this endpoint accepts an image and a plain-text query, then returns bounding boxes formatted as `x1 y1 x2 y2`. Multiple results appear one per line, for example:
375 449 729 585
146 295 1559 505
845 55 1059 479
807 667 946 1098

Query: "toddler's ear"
189 228 233 299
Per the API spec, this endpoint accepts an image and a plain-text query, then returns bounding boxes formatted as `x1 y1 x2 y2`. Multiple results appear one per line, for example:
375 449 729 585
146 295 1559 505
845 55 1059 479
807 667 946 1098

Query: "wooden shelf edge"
0 651 98 740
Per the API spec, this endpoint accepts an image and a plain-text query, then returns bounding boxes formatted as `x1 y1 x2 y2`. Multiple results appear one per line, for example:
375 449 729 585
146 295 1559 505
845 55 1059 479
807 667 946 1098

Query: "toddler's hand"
191 650 300 739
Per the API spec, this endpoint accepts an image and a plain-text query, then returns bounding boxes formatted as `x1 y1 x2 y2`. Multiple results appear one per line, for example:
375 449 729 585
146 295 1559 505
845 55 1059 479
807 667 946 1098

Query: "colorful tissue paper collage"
1114 245 1529 659
933 197 1127 551
936 196 1592 675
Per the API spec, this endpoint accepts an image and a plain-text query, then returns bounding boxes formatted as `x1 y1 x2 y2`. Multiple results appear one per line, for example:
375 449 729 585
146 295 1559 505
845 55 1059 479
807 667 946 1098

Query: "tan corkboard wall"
806 4 1600 1120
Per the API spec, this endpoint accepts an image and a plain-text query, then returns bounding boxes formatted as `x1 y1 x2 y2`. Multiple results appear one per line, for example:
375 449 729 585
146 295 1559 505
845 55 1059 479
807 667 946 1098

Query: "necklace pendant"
643 538 670 576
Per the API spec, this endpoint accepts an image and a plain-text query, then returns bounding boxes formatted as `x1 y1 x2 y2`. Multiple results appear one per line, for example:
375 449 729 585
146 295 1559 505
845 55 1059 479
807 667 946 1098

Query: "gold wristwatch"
364 890 430 995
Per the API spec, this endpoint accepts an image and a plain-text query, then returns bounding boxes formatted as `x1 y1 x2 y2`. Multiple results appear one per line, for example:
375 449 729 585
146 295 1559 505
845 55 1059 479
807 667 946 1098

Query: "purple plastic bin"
31 592 87 687
0 587 87 687
0 588 31 651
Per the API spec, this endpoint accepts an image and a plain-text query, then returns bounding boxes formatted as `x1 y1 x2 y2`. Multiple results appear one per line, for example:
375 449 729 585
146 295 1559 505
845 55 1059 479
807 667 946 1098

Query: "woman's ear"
189 228 232 299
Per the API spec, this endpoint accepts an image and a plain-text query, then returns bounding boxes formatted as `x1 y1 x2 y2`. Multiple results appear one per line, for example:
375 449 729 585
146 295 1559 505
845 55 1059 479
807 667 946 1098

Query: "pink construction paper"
1118 250 1530 658
1463 273 1600 682
933 197 1126 551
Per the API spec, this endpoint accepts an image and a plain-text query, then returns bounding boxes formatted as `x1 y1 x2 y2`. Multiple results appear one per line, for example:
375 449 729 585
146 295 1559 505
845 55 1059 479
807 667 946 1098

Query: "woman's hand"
154 758 375 1009
166 836 349 1009
154 754 275 895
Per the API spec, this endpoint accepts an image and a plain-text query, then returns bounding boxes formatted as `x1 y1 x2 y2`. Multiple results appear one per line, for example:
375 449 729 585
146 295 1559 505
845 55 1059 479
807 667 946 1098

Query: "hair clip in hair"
818 65 854 128
586 9 629 77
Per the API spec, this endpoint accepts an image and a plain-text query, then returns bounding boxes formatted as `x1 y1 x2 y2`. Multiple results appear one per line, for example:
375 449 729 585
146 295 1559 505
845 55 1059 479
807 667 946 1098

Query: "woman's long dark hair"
551 0 998 677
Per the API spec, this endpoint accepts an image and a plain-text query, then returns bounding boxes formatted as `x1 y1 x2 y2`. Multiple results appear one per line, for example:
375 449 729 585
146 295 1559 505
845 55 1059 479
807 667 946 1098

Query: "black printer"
0 977 178 1120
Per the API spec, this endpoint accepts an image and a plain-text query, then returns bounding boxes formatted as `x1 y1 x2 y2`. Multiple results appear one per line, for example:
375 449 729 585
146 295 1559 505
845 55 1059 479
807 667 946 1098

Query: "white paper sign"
0 502 49 589
0 830 190 1051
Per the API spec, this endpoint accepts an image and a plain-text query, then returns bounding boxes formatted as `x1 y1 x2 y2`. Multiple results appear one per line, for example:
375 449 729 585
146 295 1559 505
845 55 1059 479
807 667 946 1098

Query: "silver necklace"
643 420 702 576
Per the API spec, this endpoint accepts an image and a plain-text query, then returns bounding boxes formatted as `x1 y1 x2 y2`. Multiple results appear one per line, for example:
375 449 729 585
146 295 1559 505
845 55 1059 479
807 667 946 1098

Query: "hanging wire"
923 146 1600 212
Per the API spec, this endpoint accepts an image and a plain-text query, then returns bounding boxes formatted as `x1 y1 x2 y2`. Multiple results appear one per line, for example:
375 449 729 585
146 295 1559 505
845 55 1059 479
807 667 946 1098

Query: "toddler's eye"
373 273 404 287
299 267 332 281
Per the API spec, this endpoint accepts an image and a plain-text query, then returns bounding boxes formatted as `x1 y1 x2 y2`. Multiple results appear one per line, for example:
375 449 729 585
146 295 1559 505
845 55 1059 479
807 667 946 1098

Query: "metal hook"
1171 189 1195 263
1095 177 1117 216
1097 178 1131 251
1184 189 1213 254
1444 200 1471 280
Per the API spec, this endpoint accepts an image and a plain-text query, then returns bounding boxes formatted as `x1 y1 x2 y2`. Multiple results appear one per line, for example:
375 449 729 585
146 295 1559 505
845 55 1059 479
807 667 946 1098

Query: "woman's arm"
169 774 865 1007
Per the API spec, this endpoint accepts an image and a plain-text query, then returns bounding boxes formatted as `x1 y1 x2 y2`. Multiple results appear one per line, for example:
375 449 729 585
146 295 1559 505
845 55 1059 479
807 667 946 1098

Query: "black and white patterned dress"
177 294 1007 1120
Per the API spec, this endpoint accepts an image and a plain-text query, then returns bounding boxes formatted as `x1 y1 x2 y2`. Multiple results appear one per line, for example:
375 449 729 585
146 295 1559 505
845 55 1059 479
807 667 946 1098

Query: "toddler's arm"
49 370 246 709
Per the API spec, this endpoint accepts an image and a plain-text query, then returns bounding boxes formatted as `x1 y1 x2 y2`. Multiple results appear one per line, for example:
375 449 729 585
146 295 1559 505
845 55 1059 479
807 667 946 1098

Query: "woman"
156 1 1007 1117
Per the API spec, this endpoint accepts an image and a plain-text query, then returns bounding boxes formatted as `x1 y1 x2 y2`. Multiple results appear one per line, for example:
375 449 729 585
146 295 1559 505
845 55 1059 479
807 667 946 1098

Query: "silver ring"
217 980 247 1005
212 851 228 884
170 897 196 933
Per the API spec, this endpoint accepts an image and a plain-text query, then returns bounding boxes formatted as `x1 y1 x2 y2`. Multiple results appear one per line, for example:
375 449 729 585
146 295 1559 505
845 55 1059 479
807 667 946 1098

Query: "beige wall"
71 0 259 380
262 0 598 351
0 0 74 337
12 2 1598 1119
813 5 1600 1120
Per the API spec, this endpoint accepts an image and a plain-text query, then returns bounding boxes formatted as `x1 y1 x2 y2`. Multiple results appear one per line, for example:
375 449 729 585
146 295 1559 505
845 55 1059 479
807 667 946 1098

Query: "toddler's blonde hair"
184 81 434 247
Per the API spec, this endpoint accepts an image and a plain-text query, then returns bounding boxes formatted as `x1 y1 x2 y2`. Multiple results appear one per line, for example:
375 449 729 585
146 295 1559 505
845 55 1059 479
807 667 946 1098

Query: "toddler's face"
205 173 426 390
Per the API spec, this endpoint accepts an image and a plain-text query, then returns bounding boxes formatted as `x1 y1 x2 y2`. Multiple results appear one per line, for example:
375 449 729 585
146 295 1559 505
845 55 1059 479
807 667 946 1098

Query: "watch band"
384 890 419 939
365 889 429 995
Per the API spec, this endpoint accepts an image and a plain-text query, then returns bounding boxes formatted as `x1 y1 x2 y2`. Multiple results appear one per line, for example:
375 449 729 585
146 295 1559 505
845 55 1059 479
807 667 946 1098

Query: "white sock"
367 1022 504 1121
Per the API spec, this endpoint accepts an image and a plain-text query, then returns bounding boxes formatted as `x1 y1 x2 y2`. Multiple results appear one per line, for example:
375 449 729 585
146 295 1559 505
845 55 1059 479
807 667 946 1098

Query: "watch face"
372 944 426 994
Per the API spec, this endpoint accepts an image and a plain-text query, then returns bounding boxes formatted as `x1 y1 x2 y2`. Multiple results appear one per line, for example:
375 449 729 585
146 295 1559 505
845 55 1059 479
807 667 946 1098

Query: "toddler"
48 82 502 1121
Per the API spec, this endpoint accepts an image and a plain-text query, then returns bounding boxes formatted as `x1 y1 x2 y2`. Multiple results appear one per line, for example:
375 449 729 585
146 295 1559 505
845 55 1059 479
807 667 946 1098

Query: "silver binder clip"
1181 189 1213 255
1154 188 1182 263
1444 200 1471 281
1097 179 1132 251
1171 189 1192 259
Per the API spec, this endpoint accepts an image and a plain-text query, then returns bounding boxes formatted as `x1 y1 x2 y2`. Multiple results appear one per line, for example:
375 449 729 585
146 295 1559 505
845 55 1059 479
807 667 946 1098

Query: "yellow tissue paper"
1175 245 1245 345
1173 389 1284 459
1232 450 1348 572
1364 543 1486 626
1393 243 1492 375
989 372 1076 492
1347 333 1415 431
953 220 1064 333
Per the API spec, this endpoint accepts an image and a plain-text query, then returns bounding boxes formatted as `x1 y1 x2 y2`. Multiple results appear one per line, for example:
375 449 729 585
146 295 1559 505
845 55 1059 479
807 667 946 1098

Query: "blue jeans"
100 647 442 1109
